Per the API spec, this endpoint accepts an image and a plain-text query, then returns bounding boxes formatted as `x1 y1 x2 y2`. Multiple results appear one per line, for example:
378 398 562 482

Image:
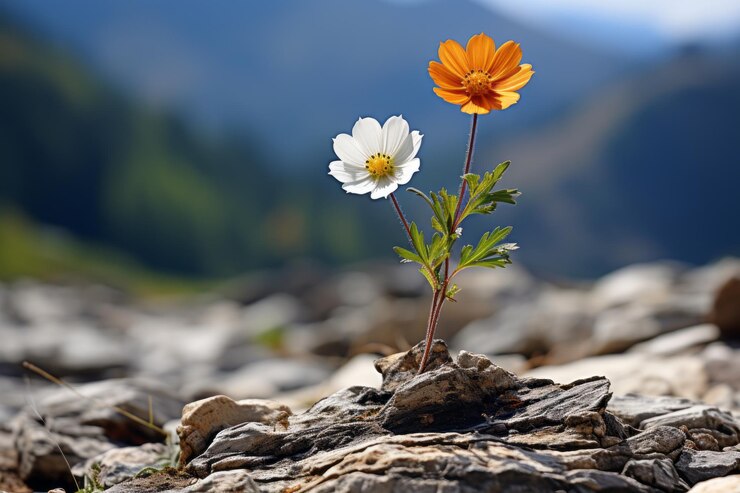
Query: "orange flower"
429 33 534 114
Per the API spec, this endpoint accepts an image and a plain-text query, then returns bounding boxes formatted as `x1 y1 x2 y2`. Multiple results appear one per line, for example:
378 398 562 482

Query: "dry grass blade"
22 361 167 437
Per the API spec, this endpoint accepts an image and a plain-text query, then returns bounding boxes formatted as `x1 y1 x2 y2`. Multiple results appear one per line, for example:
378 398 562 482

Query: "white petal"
382 115 409 157
352 117 382 155
393 158 420 185
329 160 368 184
342 176 376 195
333 134 367 166
411 131 423 158
370 176 399 200
393 131 423 164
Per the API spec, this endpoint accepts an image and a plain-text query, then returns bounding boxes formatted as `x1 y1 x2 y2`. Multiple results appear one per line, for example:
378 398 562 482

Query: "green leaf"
419 266 440 290
393 246 423 264
445 283 461 301
463 173 480 194
431 216 445 234
427 233 449 269
406 187 434 209
458 226 514 271
489 188 520 205
492 160 511 182
409 222 428 263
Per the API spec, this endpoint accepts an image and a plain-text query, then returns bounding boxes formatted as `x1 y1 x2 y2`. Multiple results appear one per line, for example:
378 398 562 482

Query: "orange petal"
438 39 469 78
495 91 521 109
433 87 470 105
428 61 463 90
494 64 534 92
460 94 494 114
466 33 495 72
490 41 522 80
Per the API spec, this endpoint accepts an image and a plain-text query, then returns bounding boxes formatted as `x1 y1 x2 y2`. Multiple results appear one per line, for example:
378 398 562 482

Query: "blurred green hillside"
0 14 390 280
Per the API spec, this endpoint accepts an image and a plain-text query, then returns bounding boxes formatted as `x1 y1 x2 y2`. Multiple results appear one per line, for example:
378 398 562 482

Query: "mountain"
0 0 636 164
478 48 740 277
0 13 393 276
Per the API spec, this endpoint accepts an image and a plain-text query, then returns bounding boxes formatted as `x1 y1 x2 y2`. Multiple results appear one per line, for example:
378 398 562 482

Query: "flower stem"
418 288 440 373
452 113 478 229
390 193 412 244
418 113 479 374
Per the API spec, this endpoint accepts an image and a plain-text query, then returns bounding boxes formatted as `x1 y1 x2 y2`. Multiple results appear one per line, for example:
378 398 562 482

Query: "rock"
526 353 709 400
72 442 170 488
676 448 740 485
590 262 683 310
688 475 740 492
591 300 704 354
177 469 260 492
271 354 383 412
711 277 740 340
629 324 720 356
99 340 740 492
452 287 591 358
702 343 740 391
204 358 333 399
641 406 740 448
702 385 738 411
177 395 291 467
608 394 696 428
622 458 689 492
0 430 31 493
12 379 183 490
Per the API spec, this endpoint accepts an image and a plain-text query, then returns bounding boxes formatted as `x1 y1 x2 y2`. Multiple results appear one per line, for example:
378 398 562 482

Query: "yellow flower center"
365 153 394 178
462 70 493 96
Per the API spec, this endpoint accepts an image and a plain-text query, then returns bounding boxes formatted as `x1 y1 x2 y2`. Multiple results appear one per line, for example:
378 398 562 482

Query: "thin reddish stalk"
418 289 440 373
418 113 479 373
390 193 412 243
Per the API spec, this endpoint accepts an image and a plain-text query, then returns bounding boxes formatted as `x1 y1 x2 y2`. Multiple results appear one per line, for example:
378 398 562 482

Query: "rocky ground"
0 258 738 491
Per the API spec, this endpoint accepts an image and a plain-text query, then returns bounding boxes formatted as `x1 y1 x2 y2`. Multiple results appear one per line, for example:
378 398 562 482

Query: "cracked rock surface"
104 340 740 492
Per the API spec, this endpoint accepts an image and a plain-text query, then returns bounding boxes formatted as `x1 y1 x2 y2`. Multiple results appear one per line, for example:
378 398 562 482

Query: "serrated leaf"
458 226 513 271
393 246 423 264
488 188 520 205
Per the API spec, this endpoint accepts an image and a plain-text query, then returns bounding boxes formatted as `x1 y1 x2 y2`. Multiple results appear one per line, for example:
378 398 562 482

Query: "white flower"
329 116 422 200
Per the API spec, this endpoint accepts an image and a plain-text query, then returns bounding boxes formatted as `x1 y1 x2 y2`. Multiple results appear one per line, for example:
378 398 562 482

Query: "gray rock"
622 458 689 492
590 262 683 310
72 442 170 487
641 406 740 448
591 300 704 354
453 287 592 357
629 324 720 356
608 394 696 428
206 358 333 399
676 448 740 485
12 379 183 489
182 469 260 492
703 343 740 391
526 353 709 400
102 340 740 493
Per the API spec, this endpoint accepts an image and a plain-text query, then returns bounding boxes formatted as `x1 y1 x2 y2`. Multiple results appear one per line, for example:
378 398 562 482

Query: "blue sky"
390 0 740 55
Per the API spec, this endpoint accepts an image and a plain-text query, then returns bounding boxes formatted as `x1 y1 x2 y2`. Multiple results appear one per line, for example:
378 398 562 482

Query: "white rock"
629 324 720 355
688 474 740 492
209 359 332 400
526 353 708 399
590 262 683 310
